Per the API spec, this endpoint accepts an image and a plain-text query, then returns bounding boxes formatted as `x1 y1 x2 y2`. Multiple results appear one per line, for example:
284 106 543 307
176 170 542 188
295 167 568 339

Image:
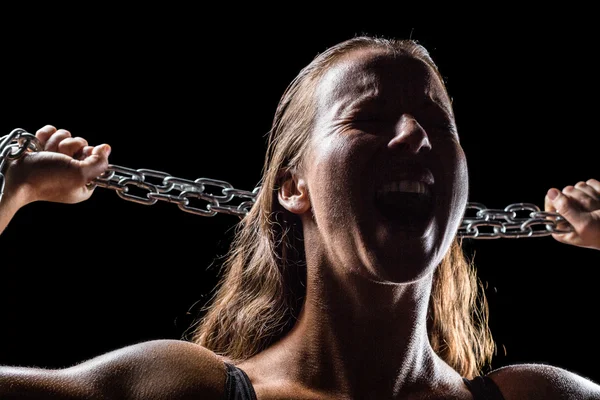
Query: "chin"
359 246 438 284
364 222 443 283
380 266 434 285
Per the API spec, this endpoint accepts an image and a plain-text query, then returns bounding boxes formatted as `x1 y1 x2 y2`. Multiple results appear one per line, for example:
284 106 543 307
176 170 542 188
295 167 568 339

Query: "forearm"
1 157 34 236
0 191 22 236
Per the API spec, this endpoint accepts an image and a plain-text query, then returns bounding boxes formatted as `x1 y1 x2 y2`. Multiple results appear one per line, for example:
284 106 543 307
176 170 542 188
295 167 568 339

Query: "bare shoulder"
1 339 226 399
65 339 227 399
486 363 600 400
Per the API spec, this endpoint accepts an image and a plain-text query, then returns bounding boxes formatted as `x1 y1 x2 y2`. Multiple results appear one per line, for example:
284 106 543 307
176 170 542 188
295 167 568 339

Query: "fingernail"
547 188 559 200
104 145 111 156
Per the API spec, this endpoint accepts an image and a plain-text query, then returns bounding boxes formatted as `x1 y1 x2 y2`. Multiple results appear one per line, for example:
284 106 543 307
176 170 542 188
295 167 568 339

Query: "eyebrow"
333 92 380 119
339 93 454 122
426 94 454 120
423 96 454 121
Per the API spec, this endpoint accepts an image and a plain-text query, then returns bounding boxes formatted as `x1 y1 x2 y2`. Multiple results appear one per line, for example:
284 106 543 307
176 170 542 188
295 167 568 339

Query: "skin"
236 49 472 399
0 125 111 234
0 49 599 399
0 126 227 400
237 49 600 399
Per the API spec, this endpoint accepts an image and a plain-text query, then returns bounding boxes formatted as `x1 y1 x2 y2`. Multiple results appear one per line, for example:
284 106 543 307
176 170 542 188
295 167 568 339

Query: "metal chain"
0 128 44 204
91 165 260 218
458 202 572 239
0 129 574 238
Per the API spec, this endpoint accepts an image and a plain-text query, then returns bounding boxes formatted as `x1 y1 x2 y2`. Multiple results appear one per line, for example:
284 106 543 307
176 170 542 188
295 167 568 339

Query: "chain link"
91 165 259 217
458 202 573 239
0 128 44 204
0 129 574 238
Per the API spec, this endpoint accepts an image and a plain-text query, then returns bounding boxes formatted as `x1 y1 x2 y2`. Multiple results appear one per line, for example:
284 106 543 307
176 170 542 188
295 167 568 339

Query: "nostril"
388 135 431 154
419 138 432 154
390 142 410 151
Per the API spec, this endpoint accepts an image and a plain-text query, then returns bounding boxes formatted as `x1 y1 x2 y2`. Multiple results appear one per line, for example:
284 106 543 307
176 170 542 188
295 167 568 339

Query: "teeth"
377 181 431 197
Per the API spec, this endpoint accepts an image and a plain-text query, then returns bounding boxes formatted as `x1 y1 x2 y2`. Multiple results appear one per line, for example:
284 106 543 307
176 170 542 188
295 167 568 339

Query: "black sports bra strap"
224 362 258 400
463 376 505 400
225 365 505 400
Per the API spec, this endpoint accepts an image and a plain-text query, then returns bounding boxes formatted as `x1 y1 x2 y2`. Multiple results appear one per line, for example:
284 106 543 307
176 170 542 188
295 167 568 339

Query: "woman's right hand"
3 125 111 208
545 179 600 251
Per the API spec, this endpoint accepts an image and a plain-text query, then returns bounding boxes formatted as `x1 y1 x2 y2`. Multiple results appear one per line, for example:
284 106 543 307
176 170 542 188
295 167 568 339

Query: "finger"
35 125 57 147
574 181 600 202
548 187 588 229
564 184 600 211
45 129 72 152
545 188 560 213
78 144 111 183
586 179 600 193
58 137 89 159
80 145 94 160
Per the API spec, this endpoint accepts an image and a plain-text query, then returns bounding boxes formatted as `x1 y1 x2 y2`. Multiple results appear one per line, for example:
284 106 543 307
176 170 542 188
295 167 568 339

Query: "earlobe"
278 173 310 215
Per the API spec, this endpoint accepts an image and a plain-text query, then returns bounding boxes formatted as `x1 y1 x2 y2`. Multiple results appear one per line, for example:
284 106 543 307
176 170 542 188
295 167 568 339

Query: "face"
299 49 468 283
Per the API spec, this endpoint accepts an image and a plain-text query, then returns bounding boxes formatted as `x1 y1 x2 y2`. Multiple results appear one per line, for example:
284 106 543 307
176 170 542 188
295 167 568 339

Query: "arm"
488 363 600 400
0 339 227 399
0 186 21 236
545 179 600 250
0 125 110 235
483 182 600 398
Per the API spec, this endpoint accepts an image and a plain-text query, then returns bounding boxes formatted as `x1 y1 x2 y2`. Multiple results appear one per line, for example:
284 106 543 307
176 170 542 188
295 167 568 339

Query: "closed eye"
349 112 385 124
427 121 457 135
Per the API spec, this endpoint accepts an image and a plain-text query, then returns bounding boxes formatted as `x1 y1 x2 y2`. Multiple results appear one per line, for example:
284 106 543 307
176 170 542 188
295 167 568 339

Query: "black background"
1 20 598 384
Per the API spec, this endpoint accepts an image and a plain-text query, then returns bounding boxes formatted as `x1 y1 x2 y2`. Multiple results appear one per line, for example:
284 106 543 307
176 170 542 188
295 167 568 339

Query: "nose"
388 114 431 154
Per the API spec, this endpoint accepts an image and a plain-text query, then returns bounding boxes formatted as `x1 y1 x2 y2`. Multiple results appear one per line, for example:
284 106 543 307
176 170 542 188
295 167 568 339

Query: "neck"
246 253 461 398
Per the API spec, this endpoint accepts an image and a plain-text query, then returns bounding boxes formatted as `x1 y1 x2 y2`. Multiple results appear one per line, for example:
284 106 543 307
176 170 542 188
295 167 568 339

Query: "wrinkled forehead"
315 49 450 113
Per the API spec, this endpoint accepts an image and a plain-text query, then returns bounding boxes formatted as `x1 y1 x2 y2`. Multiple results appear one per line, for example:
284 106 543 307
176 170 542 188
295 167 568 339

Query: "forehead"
315 49 450 112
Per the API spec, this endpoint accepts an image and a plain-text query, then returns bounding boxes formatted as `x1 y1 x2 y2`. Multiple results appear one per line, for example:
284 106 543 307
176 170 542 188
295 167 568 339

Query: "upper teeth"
377 181 431 197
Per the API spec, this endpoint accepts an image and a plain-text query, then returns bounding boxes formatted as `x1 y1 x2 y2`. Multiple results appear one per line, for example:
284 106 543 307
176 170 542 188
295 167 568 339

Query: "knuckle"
74 137 88 146
554 195 570 213
56 129 72 137
578 196 594 210
57 138 74 151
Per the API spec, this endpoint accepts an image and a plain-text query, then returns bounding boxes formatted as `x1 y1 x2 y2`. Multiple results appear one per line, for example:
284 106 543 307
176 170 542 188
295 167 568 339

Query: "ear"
278 170 310 215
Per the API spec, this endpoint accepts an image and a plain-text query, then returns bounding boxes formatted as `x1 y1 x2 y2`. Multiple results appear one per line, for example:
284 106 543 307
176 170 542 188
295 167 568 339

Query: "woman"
1 36 599 399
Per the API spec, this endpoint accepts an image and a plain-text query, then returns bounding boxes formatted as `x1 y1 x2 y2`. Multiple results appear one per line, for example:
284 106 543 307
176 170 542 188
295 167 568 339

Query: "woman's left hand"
545 179 600 250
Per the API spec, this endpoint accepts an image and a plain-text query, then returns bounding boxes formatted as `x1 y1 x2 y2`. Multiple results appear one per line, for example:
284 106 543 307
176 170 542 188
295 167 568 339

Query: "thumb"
92 143 111 158
79 144 111 182
545 188 586 229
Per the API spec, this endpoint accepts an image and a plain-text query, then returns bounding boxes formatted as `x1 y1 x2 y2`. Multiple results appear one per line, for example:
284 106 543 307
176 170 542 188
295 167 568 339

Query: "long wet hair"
191 35 495 379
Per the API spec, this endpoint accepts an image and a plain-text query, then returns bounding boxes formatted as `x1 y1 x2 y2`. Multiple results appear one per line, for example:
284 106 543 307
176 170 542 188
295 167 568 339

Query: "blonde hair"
191 36 495 379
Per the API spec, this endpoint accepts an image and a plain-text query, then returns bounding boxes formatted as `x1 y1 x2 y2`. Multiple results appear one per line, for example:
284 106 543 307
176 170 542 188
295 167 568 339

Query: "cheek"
453 155 469 200
307 136 372 213
432 142 469 211
445 146 469 218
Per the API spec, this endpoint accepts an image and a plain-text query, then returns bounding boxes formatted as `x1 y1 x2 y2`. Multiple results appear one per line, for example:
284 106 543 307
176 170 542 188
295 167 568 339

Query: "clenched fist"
545 179 600 250
3 125 111 207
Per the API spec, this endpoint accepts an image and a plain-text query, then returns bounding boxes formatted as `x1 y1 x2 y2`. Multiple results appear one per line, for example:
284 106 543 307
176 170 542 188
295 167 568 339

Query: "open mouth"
374 180 434 225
